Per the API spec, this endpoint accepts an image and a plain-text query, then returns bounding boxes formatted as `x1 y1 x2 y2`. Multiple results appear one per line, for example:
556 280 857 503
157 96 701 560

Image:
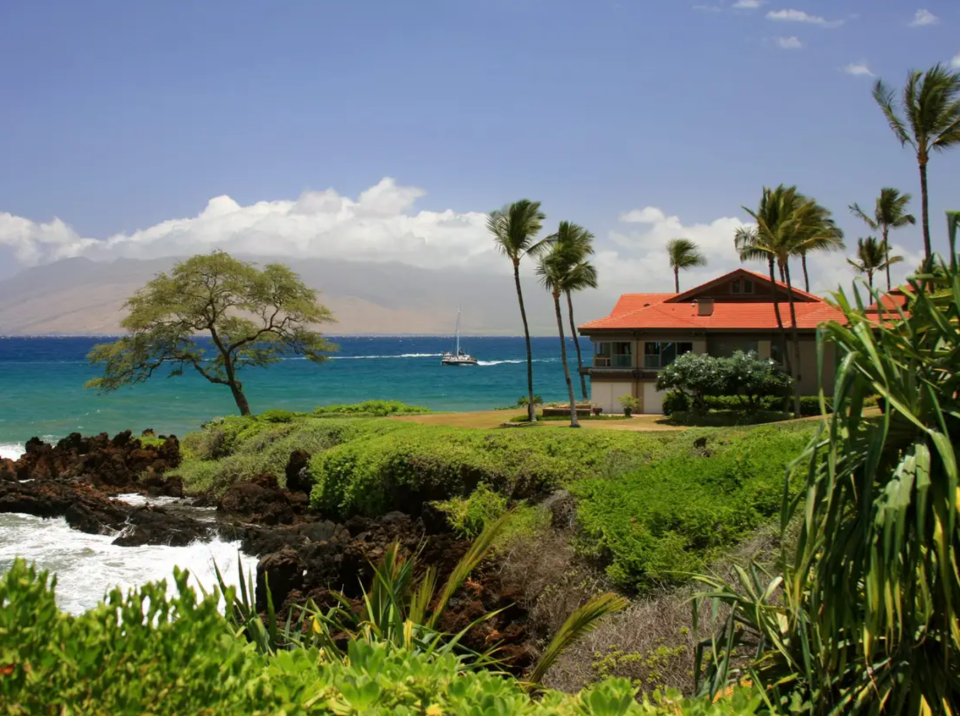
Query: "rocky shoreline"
0 430 536 669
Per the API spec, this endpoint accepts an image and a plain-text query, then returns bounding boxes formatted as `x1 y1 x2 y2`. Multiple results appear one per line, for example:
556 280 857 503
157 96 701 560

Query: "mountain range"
0 256 618 336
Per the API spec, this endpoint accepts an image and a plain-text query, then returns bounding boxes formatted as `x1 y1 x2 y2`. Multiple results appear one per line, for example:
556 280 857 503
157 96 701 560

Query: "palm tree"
547 221 597 402
735 186 797 388
793 200 845 292
739 185 835 416
666 238 706 292
849 188 916 290
873 64 960 262
487 200 546 422
847 237 903 290
537 242 592 428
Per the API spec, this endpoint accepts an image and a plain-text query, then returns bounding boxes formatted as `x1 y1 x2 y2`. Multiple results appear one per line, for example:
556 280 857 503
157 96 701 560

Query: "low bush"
312 400 430 417
0 559 759 715
666 410 792 427
657 352 791 411
178 418 402 493
661 390 690 416
433 484 551 543
308 425 676 518
573 426 813 592
509 414 629 423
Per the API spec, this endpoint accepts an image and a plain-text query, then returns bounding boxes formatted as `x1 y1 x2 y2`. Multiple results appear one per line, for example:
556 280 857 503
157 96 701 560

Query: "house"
578 268 849 414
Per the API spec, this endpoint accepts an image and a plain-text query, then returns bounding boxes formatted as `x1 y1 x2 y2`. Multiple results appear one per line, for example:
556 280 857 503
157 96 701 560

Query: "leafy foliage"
667 238 707 292
695 249 960 713
573 426 813 592
657 352 790 412
0 559 757 715
873 64 960 259
846 236 903 289
313 400 431 417
307 423 676 518
85 251 337 416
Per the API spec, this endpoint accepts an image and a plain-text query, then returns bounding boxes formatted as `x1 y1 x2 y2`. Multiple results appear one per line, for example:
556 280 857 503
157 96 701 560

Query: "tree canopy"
85 251 337 415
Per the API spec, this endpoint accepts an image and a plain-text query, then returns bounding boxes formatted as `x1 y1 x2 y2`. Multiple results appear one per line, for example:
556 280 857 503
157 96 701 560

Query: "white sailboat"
441 307 478 366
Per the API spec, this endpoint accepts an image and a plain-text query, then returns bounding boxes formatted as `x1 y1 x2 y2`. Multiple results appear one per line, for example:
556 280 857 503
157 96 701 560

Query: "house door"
642 382 665 414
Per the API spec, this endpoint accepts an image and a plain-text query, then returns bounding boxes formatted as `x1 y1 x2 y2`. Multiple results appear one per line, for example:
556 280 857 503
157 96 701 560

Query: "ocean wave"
327 353 444 360
0 512 254 615
0 443 24 461
477 358 558 366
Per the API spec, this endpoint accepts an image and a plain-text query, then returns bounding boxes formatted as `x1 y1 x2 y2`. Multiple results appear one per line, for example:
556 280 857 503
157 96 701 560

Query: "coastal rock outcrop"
217 474 309 526
6 431 182 492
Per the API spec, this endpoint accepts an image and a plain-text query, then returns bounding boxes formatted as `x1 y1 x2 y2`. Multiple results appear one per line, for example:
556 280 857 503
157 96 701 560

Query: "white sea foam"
113 493 185 508
0 443 24 461
0 512 253 615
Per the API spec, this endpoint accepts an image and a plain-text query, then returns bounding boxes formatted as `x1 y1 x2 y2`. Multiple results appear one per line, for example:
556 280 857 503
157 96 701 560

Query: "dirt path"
388 410 685 431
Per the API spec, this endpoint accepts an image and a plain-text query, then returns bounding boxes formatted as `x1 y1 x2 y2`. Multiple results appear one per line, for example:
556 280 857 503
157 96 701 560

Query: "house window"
594 342 632 368
731 279 755 295
707 337 759 358
644 341 693 369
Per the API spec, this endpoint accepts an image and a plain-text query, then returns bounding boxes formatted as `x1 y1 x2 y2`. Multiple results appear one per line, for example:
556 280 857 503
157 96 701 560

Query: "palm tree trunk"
919 159 932 264
513 261 537 423
770 258 792 378
553 291 580 428
801 252 810 293
882 226 892 291
566 290 589 402
674 267 679 293
868 270 874 291
783 261 803 418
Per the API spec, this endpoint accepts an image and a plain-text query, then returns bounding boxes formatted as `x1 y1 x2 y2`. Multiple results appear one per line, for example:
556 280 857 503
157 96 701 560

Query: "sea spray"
0 512 254 615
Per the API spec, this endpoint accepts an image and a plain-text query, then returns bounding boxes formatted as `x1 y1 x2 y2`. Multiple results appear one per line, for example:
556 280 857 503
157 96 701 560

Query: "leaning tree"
86 251 337 416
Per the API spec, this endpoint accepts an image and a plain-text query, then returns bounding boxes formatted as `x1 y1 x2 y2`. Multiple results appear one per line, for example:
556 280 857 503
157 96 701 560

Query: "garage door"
642 382 665 414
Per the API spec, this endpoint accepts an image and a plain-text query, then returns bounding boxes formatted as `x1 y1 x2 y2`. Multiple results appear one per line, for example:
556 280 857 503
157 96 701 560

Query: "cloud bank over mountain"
0 178 924 335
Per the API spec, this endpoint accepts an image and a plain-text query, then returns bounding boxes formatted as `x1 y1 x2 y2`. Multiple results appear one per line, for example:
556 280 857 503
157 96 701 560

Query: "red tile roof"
580 268 847 332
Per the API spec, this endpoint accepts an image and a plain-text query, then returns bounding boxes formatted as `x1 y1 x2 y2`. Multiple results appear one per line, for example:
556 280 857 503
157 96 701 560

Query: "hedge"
308 425 677 518
0 559 759 715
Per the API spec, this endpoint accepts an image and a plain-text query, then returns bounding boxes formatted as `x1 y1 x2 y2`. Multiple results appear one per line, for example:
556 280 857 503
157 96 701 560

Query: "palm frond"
667 237 707 270
873 78 913 148
525 592 629 688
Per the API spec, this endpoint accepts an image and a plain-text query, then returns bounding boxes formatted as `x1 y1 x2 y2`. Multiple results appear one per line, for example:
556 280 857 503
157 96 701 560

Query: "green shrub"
666 410 792 427
433 484 550 543
0 558 759 715
178 418 397 493
259 408 299 423
657 352 791 411
309 424 675 518
573 426 813 592
662 390 690 416
312 400 430 417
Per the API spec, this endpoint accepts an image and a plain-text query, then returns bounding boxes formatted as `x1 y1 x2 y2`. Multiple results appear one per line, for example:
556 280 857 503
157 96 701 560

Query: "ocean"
0 335 592 458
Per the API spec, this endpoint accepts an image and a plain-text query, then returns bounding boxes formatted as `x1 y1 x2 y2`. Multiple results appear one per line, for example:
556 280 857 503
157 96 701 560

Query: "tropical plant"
618 394 640 416
546 221 598 402
849 188 916 290
846 236 903 290
695 241 960 714
793 199 845 293
85 251 337 416
218 513 627 687
667 238 707 292
537 229 598 427
488 200 547 422
873 64 960 262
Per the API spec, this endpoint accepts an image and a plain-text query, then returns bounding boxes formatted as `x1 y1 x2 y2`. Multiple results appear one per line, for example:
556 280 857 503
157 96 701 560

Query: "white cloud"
776 36 803 50
0 179 499 271
767 9 844 27
909 9 939 27
952 53 960 69
843 62 875 77
693 4 722 12
733 0 764 8
1 186 925 297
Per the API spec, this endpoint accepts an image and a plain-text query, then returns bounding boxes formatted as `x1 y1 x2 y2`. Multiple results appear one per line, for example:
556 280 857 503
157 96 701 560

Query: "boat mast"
455 305 461 355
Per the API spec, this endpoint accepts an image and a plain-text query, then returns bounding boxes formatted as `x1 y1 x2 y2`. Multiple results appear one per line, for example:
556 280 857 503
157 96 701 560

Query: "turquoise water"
0 336 592 450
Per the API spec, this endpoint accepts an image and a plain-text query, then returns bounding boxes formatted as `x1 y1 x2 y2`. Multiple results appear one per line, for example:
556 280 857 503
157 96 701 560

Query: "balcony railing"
593 355 632 368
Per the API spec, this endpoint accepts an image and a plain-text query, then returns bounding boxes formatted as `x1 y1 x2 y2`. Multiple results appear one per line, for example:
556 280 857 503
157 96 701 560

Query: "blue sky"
0 0 958 292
